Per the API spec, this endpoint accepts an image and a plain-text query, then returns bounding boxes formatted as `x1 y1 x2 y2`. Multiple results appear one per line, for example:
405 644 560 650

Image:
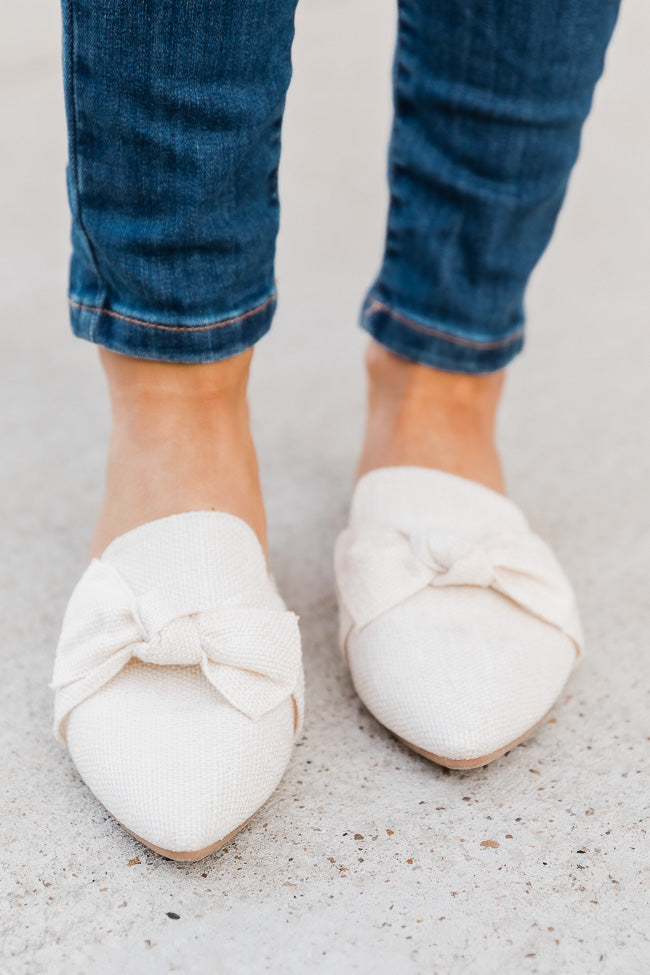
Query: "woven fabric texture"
52 511 303 853
334 467 582 761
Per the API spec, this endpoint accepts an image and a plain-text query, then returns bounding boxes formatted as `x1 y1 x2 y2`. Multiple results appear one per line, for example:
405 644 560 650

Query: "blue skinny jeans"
62 0 620 373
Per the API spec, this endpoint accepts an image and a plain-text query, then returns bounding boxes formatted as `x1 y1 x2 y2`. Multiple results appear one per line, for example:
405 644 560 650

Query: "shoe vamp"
65 660 295 851
347 586 576 759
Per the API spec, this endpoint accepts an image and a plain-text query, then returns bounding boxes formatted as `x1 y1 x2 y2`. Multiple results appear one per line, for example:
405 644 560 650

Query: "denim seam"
65 1 103 290
68 293 275 332
365 298 524 351
385 2 408 251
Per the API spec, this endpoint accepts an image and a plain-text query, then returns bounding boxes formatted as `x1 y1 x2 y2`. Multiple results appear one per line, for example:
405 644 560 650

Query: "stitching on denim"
66 1 102 284
365 299 524 350
385 2 408 246
69 294 275 332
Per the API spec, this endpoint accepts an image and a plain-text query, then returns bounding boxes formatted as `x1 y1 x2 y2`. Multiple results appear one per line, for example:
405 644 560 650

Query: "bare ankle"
359 341 506 492
365 340 504 417
100 347 253 434
91 347 267 559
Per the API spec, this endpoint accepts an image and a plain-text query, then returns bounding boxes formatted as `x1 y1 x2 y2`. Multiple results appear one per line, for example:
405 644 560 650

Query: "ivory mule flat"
52 511 303 860
335 467 582 768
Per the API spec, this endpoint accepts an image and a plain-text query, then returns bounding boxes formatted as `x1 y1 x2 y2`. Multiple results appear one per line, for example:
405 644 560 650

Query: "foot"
357 340 505 493
54 509 303 859
334 466 583 768
340 343 581 770
90 347 266 558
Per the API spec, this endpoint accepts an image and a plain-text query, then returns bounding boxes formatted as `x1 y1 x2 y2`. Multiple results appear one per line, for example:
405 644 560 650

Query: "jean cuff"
360 294 524 375
68 291 276 363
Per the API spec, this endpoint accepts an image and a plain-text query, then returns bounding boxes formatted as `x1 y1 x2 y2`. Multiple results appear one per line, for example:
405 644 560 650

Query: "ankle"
365 341 504 421
101 347 253 434
91 347 267 559
358 341 506 492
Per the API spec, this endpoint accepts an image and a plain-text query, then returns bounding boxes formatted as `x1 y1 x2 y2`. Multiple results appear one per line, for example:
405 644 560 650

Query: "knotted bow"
52 559 302 741
335 524 583 652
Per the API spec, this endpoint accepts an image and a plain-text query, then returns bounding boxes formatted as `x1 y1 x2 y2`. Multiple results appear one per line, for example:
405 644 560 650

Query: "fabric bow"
52 559 302 741
335 524 583 652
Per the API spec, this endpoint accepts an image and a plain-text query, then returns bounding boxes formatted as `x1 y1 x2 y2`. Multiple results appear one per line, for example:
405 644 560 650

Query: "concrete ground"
1 1 648 973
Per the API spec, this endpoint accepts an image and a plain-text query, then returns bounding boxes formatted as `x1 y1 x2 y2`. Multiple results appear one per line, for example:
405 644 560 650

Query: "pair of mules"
52 467 581 860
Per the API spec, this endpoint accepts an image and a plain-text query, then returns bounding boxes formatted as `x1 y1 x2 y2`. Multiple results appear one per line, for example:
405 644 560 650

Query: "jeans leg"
62 0 298 362
362 0 621 374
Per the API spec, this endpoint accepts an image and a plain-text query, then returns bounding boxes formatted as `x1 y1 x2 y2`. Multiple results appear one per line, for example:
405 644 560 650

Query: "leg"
54 0 304 860
358 0 620 488
62 0 299 554
336 0 620 771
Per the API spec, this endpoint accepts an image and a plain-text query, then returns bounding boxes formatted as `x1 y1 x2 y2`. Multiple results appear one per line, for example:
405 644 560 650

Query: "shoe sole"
394 709 550 770
120 809 258 862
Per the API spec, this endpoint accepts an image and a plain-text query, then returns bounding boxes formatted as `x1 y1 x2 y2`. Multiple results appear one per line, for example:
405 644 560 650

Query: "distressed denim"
62 0 620 372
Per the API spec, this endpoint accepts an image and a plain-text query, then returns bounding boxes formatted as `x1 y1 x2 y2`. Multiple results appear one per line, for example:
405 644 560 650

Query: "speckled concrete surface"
1 2 648 973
